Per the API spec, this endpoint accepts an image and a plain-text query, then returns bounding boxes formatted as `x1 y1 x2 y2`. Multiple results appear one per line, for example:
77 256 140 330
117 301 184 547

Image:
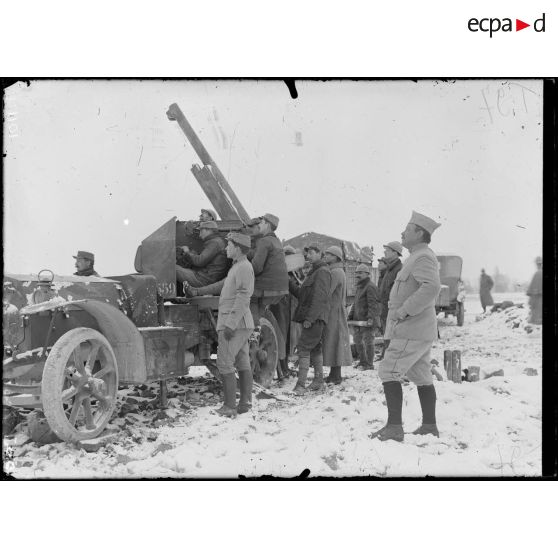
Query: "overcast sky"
3 79 542 284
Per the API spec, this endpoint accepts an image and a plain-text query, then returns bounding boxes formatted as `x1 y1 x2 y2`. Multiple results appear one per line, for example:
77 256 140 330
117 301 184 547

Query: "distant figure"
526 257 542 325
479 269 494 312
73 251 99 277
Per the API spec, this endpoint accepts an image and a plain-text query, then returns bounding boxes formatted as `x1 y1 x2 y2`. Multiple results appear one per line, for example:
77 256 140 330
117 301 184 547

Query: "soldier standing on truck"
214 232 255 418
370 211 441 443
249 213 289 321
176 221 229 288
73 251 100 277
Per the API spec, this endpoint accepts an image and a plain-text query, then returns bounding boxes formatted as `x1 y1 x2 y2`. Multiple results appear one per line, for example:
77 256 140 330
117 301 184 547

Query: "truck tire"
41 327 119 442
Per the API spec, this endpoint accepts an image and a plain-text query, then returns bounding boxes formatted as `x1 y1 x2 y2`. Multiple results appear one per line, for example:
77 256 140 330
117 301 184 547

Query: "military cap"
306 243 321 253
226 232 251 249
355 263 371 274
200 208 217 221
261 213 280 228
409 211 441 235
283 245 296 255
73 250 95 262
198 221 218 230
325 245 343 260
383 241 403 256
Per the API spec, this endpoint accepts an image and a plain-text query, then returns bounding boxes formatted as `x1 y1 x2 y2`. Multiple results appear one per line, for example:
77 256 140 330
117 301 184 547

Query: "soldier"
526 256 542 325
479 269 494 313
322 246 352 384
214 232 255 418
73 251 100 277
371 211 441 443
289 244 331 395
348 264 381 370
176 221 229 288
249 213 289 321
378 241 403 358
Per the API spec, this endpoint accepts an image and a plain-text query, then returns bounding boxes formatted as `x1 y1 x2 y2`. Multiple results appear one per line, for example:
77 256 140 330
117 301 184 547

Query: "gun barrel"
167 103 251 223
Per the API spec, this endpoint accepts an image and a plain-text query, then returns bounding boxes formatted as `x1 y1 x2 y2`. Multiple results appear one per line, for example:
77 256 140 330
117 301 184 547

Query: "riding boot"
369 381 404 442
216 373 237 418
293 354 310 395
237 369 253 414
325 366 342 384
354 343 368 368
365 338 376 370
308 353 325 391
413 384 439 437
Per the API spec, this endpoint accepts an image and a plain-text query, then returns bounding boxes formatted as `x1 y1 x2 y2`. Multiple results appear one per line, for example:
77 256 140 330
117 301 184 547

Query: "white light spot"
123 219 130 226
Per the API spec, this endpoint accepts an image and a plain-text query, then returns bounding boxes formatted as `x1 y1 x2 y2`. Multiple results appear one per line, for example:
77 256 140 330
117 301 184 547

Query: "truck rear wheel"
41 327 119 442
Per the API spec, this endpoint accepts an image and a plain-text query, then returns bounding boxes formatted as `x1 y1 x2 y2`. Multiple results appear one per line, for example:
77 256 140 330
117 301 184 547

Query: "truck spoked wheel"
41 327 119 442
250 317 278 389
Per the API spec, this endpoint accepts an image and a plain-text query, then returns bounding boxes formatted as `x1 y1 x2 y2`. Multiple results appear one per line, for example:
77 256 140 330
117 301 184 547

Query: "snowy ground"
4 292 542 478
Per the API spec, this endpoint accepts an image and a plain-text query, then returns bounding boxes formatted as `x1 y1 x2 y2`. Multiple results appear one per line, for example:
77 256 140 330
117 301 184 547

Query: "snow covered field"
4 294 542 478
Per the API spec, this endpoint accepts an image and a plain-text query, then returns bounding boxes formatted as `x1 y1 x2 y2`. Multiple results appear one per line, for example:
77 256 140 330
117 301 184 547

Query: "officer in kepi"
214 232 255 418
73 251 100 277
370 211 442 443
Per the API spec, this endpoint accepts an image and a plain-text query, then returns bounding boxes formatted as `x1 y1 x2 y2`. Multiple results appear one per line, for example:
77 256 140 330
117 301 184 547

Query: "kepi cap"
306 243 321 253
409 211 441 235
261 213 280 228
383 241 403 256
356 264 370 274
325 245 343 260
73 250 95 262
226 232 252 249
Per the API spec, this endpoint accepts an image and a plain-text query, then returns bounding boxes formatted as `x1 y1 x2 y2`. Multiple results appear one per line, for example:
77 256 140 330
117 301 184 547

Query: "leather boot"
325 366 342 384
237 369 253 414
216 373 237 418
293 355 310 395
365 339 376 370
413 384 439 437
353 343 367 368
369 381 404 442
308 353 325 391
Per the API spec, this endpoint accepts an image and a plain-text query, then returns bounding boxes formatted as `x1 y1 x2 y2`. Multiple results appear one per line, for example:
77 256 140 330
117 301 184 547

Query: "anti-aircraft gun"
2 104 285 444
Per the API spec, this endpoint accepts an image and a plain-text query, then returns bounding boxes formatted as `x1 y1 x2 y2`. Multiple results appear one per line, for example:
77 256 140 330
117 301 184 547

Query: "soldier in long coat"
371 211 442 443
289 244 331 395
526 257 542 325
479 269 494 312
322 246 352 384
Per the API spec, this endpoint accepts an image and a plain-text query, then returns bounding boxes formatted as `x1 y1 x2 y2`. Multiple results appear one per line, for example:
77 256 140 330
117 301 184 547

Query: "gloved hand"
303 320 312 329
223 327 234 340
366 319 374 327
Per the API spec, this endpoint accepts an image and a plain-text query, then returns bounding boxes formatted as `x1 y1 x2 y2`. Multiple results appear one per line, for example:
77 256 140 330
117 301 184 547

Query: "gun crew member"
215 232 255 418
176 221 228 288
371 211 442 443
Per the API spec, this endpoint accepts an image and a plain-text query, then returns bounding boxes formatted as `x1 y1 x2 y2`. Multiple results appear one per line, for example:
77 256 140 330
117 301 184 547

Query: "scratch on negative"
137 145 144 166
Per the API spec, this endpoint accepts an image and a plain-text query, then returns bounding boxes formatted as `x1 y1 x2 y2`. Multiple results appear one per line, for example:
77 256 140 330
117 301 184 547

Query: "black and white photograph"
2 78 548 478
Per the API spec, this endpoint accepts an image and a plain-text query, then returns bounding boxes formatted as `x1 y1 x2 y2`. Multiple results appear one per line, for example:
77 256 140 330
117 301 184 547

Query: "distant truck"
435 254 465 326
